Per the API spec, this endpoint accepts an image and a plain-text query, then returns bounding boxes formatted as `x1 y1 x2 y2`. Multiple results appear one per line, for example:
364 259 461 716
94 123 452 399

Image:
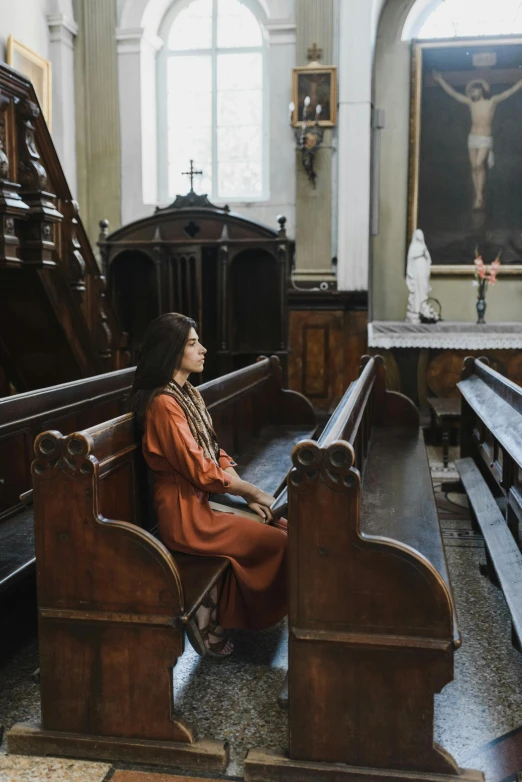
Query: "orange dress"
143 393 288 630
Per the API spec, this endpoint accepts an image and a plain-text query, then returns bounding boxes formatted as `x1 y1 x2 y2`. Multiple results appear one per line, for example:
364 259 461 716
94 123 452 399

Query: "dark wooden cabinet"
99 192 291 380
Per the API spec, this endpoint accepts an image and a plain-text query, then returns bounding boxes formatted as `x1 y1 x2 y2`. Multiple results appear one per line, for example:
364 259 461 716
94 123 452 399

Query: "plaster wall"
0 0 50 63
372 0 522 321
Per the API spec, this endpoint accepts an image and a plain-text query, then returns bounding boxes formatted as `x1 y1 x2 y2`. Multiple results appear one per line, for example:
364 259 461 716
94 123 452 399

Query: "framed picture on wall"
409 37 522 274
7 36 52 130
291 65 337 127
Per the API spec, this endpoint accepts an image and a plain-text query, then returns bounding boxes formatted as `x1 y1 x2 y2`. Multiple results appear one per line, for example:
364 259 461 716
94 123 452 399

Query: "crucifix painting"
409 38 522 273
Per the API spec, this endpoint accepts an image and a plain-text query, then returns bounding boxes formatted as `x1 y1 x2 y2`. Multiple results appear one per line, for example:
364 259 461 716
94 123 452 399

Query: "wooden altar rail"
0 62 128 391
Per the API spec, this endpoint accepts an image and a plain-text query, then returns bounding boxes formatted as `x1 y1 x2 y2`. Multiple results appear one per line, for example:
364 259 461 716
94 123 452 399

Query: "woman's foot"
205 619 234 657
186 587 234 658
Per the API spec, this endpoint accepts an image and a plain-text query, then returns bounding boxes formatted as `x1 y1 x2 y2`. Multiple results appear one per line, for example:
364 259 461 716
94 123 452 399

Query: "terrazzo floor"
1 445 522 781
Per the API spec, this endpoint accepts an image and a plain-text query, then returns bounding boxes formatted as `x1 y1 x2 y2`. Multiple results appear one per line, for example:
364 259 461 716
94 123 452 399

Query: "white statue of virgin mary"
406 229 437 323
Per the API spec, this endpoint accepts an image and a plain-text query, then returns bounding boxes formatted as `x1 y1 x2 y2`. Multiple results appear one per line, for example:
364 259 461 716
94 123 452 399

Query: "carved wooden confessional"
99 190 292 380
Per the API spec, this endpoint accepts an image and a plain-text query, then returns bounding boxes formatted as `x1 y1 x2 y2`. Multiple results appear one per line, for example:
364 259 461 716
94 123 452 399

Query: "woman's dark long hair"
129 312 197 428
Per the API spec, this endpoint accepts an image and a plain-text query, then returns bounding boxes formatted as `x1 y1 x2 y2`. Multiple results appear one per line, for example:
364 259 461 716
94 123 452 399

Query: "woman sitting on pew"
130 313 288 658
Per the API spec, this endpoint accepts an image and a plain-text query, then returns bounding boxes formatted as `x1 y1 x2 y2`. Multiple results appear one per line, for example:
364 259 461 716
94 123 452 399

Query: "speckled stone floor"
1 444 522 781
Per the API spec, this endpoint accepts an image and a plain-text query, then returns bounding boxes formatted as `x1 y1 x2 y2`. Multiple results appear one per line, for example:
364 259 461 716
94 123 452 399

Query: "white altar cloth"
367 322 522 350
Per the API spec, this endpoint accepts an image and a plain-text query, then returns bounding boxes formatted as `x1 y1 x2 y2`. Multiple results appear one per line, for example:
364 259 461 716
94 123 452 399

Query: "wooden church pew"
0 367 135 593
246 355 482 782
7 356 315 772
456 356 522 652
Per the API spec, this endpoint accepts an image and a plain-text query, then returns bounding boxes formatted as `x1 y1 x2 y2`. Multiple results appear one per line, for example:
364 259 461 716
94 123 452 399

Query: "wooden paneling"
303 325 329 398
289 303 368 411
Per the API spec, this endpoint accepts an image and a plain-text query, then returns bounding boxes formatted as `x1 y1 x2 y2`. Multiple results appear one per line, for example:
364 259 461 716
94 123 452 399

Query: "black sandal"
185 592 234 658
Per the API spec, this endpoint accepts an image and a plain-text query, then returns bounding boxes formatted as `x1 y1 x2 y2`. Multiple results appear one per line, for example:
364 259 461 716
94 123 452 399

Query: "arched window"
416 0 522 38
157 0 267 202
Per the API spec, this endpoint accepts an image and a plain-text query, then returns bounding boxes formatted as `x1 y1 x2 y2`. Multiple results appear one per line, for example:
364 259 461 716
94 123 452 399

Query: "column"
47 12 78 196
294 0 335 282
73 0 121 247
336 0 374 292
116 28 162 225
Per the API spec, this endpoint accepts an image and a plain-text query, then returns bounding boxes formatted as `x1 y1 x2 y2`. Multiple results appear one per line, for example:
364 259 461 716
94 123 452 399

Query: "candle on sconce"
289 101 295 123
302 95 310 126
316 104 322 117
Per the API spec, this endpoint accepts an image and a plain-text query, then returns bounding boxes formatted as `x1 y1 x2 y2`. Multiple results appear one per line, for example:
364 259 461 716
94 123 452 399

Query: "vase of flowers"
473 251 501 325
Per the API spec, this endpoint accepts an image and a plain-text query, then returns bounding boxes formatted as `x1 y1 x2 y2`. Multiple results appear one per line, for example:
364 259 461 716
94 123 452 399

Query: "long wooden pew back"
0 367 135 520
249 355 468 782
459 356 522 534
0 367 135 591
457 357 522 651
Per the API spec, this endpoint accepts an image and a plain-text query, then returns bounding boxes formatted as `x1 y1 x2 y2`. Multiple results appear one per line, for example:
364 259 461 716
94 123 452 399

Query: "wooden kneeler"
245 356 483 782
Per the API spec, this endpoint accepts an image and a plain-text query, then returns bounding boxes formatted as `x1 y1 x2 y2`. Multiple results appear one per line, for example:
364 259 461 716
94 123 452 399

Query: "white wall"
0 0 50 62
117 0 296 237
0 0 77 196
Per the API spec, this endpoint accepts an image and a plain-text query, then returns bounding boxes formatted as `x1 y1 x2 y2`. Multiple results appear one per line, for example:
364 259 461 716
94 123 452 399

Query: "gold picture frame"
7 36 52 130
409 37 522 275
291 65 337 128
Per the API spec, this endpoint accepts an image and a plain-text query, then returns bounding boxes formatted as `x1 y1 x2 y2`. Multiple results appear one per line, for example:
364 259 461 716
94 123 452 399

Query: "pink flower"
474 256 485 268
478 267 486 280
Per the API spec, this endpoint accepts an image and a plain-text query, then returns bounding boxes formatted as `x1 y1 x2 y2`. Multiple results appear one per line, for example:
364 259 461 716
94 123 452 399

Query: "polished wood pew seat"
0 368 135 593
456 457 522 649
7 356 315 772
246 355 480 782
362 426 457 638
457 356 522 652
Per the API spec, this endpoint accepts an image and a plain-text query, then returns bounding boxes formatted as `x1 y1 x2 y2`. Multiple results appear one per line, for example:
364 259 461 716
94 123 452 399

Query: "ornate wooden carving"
98 219 110 277
62 199 86 302
0 62 129 388
0 92 29 266
96 275 112 361
102 196 290 377
16 98 62 266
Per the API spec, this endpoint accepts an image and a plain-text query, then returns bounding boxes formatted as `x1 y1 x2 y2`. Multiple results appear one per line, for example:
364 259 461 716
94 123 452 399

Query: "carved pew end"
7 722 229 773
244 748 484 782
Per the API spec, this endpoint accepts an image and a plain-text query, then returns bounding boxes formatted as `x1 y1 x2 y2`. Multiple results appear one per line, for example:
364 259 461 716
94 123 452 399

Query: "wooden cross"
182 160 203 191
307 42 322 62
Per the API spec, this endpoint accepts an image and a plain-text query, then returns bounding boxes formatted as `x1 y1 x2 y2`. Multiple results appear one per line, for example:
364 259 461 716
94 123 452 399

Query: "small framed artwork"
291 65 337 127
409 37 522 274
7 36 52 130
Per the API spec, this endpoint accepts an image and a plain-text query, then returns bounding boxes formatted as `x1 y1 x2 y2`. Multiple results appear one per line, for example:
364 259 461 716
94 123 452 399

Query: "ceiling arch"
118 0 294 37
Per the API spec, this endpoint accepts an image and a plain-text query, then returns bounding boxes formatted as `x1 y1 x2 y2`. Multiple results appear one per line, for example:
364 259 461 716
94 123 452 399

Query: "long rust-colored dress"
143 393 288 630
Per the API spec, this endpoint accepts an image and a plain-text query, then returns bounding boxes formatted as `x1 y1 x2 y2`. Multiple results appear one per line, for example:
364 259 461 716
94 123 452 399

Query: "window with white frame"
417 0 522 38
157 0 267 202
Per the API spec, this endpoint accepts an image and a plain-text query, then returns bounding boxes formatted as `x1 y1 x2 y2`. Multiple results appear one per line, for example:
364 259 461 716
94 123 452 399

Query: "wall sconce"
289 96 324 188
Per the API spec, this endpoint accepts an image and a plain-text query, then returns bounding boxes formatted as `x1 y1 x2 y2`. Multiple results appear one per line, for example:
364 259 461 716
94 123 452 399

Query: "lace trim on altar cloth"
367 321 522 350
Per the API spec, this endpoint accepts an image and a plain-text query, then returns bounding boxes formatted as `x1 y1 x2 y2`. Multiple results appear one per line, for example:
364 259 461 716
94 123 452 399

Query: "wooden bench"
7 356 315 772
0 367 135 593
246 355 482 782
456 356 522 653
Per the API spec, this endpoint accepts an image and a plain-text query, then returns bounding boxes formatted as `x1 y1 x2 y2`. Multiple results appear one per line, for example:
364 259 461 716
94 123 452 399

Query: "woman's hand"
247 501 274 524
224 471 276 520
